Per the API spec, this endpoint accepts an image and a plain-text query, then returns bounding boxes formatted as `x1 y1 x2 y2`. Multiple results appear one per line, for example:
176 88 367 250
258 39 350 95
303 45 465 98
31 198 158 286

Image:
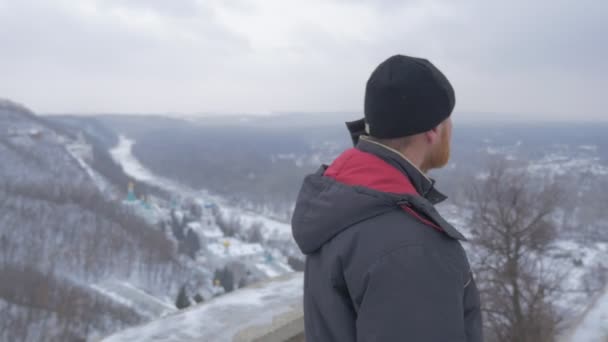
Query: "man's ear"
424 126 440 144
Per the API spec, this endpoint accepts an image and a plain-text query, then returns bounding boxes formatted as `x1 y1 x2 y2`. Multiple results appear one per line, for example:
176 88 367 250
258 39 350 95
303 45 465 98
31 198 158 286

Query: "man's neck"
356 136 447 204
400 147 427 174
359 136 431 181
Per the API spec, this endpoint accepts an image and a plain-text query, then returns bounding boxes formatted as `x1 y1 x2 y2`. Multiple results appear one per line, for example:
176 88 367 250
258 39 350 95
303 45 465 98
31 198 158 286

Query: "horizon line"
39 111 608 124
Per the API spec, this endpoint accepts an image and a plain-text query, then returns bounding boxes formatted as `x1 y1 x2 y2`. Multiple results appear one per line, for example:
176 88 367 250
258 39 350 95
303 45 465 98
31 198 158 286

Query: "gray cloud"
0 0 606 119
99 0 202 17
442 0 608 73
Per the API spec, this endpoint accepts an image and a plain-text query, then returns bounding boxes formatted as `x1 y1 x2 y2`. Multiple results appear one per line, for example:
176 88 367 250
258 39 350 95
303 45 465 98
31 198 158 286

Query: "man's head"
364 55 455 172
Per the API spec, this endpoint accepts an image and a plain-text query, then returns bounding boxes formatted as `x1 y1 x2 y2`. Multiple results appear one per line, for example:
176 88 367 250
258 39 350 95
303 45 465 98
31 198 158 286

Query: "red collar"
324 148 418 195
324 148 443 232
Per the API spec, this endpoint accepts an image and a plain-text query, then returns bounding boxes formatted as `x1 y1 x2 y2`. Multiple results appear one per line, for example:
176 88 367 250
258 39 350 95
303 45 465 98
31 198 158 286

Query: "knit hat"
364 55 455 138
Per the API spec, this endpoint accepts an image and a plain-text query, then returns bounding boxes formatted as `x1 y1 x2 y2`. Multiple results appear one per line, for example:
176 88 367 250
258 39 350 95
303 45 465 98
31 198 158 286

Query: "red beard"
421 127 451 172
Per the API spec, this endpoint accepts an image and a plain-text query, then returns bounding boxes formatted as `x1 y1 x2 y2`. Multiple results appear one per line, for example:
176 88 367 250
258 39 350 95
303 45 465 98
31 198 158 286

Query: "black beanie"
364 55 455 139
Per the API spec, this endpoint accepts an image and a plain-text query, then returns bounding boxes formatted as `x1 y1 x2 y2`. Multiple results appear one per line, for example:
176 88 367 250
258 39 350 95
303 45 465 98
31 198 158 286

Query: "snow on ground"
527 153 608 177
564 285 608 342
122 200 166 225
547 241 608 322
110 136 190 194
66 141 114 195
556 241 608 341
481 141 608 179
91 281 176 319
579 145 599 152
202 235 293 279
255 263 281 278
101 273 304 342
219 205 293 241
187 222 223 240
437 203 473 237
207 237 264 260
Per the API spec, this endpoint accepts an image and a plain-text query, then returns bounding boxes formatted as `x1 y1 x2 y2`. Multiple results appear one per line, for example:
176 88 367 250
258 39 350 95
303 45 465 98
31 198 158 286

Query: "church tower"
126 182 137 202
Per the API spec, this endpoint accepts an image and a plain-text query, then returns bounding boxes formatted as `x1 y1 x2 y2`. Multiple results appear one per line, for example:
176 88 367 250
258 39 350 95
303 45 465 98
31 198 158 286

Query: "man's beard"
421 128 451 173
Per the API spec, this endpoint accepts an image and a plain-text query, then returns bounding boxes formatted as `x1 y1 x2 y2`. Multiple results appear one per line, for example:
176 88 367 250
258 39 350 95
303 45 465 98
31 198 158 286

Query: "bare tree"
213 210 242 238
175 285 191 309
467 160 565 342
246 222 265 244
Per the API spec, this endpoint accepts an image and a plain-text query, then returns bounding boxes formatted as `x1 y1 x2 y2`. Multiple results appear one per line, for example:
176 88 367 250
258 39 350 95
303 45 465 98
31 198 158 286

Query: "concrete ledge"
234 304 304 342
102 273 305 342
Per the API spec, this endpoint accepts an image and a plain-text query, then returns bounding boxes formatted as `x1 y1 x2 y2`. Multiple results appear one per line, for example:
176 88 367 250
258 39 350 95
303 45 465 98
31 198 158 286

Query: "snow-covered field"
527 152 608 178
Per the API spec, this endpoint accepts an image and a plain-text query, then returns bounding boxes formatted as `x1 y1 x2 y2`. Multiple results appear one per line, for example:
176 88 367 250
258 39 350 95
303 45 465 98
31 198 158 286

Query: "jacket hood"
291 148 466 255
291 165 402 254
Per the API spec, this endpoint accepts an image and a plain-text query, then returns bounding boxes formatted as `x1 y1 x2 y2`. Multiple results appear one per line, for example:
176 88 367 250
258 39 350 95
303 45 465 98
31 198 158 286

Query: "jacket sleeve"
356 244 467 342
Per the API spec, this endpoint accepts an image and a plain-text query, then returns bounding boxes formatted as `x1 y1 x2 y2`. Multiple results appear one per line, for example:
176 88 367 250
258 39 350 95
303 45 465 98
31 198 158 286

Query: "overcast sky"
0 0 606 121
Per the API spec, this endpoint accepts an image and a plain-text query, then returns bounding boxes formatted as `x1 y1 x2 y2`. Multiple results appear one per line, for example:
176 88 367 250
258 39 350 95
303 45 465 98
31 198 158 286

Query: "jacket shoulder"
330 208 471 293
333 208 455 260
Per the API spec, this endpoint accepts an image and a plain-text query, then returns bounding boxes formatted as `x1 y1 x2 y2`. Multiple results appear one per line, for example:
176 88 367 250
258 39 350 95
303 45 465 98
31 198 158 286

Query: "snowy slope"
0 102 211 340
91 280 177 318
65 138 116 196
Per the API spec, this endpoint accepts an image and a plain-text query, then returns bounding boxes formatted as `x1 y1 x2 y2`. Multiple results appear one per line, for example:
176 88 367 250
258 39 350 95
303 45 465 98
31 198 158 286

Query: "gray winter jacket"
291 136 483 342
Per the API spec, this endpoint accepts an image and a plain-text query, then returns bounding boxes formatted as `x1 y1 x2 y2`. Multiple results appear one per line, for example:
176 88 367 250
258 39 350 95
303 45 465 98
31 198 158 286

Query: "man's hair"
366 135 415 151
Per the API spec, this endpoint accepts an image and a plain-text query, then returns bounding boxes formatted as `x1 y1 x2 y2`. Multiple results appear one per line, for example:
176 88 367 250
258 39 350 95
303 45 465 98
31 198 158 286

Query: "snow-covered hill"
0 100 209 340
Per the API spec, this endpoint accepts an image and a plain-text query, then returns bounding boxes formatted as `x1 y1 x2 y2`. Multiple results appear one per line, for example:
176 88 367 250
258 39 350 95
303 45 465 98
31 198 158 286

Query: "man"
291 55 482 341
